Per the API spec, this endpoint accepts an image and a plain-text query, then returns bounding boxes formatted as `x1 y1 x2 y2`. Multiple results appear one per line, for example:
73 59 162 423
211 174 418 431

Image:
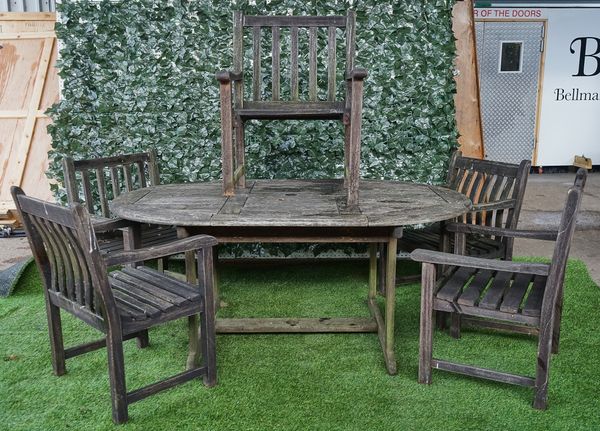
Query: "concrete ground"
1 172 599 284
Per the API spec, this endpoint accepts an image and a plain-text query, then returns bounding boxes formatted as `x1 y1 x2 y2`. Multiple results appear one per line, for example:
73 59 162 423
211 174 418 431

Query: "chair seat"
99 225 179 255
237 101 345 120
400 223 504 258
109 266 202 325
434 266 547 323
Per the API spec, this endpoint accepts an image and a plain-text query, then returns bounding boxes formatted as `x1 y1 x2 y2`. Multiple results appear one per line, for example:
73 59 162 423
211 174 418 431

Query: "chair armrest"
411 249 550 276
216 70 243 83
471 199 516 212
92 217 136 233
104 235 218 267
345 68 368 80
445 222 558 241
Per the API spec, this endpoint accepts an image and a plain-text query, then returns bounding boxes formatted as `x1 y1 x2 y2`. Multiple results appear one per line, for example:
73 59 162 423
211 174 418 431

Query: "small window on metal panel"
499 42 523 72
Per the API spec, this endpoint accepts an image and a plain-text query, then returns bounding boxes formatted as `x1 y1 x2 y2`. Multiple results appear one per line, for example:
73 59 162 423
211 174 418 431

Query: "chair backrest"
11 187 117 330
233 10 356 105
446 151 531 230
544 168 586 304
63 150 160 219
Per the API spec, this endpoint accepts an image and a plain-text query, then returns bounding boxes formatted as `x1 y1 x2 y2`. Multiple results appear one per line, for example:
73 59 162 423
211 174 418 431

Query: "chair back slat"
252 26 261 101
327 26 337 101
12 189 112 324
233 11 244 108
235 11 354 104
309 26 318 101
448 154 530 233
110 167 121 198
96 168 110 218
81 170 95 214
290 25 299 101
136 161 147 188
272 26 281 101
345 11 356 74
63 151 159 218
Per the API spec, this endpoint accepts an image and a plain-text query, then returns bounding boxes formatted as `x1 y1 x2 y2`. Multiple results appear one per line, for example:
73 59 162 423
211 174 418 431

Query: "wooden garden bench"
11 186 217 424
412 168 587 410
62 150 178 268
216 10 367 207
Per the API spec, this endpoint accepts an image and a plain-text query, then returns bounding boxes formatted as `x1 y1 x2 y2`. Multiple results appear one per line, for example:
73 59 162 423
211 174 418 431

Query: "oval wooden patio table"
111 179 471 375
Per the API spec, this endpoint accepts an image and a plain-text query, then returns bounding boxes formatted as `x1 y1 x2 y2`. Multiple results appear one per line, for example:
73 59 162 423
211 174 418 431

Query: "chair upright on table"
216 10 367 207
62 150 177 267
12 187 217 424
411 169 587 410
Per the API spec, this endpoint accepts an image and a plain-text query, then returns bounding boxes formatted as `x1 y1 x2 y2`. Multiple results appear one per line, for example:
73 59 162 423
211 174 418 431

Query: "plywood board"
0 12 57 214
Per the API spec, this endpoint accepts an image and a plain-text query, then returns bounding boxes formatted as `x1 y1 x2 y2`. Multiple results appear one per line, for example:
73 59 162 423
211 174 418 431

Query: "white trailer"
474 1 600 167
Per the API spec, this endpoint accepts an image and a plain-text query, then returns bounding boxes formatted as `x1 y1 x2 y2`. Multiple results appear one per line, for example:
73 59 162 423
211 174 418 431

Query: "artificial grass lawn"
1 259 599 430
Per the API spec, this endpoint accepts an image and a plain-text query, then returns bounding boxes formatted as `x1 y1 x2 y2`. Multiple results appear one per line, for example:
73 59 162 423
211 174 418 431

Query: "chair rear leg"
46 301 66 376
449 313 462 339
106 331 128 424
136 329 149 349
533 318 554 410
551 289 564 354
419 263 436 384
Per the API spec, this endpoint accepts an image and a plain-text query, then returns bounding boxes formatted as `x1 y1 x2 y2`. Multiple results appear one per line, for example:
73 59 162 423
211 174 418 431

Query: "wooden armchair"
216 10 367 208
11 186 217 424
400 151 531 260
62 150 177 267
412 168 587 410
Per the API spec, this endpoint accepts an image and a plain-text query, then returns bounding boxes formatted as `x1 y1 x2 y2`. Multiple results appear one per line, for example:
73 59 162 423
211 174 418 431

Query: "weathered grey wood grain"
412 170 587 410
111 180 471 228
11 187 218 424
217 10 367 205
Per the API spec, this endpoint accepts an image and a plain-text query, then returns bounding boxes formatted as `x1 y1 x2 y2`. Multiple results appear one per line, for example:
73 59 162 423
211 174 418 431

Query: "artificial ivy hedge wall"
48 0 458 202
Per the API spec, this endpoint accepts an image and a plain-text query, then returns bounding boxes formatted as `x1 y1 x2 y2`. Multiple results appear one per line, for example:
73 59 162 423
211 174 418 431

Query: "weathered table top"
111 179 471 228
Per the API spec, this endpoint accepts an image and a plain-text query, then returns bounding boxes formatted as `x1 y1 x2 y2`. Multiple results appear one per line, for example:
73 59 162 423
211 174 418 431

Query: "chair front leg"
45 299 66 376
106 329 128 424
198 247 217 386
418 262 436 384
533 311 554 410
449 231 466 338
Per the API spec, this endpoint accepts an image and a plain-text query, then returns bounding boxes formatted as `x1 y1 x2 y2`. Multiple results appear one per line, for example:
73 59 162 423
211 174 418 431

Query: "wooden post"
452 0 484 159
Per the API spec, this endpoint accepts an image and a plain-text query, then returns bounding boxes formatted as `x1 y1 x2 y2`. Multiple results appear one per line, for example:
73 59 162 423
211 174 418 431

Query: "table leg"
122 223 142 267
178 227 200 369
367 237 397 375
368 243 377 300
384 237 397 375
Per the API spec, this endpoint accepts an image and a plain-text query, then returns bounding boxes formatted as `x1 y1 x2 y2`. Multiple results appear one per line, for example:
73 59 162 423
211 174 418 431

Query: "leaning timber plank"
216 317 377 333
0 31 55 40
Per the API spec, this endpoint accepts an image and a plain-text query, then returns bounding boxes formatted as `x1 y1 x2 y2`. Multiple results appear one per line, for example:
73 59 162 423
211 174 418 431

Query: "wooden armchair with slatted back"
412 168 587 410
401 151 531 260
62 150 177 265
216 10 367 208
12 186 217 424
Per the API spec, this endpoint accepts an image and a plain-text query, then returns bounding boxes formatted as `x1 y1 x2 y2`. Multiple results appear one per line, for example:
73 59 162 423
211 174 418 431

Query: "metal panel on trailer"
0 0 55 12
476 21 544 164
